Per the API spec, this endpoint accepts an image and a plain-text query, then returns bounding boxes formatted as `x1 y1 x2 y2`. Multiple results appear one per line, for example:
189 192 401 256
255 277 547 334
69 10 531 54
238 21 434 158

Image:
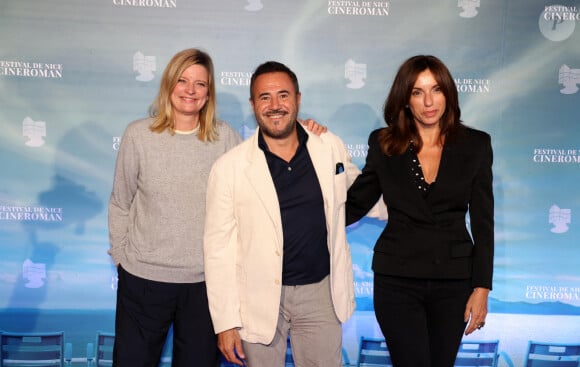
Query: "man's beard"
257 109 297 140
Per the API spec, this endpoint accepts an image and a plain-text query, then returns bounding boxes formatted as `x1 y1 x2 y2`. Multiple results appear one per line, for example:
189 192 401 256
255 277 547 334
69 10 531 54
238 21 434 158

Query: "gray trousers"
242 275 342 367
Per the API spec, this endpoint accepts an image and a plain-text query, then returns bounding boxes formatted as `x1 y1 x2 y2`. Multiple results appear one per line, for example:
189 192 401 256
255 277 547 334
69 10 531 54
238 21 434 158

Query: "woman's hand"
464 287 489 335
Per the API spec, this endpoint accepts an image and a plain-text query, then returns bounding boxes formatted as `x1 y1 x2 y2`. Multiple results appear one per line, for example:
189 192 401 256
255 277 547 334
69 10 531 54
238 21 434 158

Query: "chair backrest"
454 340 500 367
94 332 115 367
357 337 392 367
524 341 580 367
0 331 66 367
88 332 172 367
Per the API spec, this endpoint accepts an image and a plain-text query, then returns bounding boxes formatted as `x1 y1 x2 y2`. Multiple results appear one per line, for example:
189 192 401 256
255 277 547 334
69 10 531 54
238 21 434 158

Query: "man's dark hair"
250 61 300 99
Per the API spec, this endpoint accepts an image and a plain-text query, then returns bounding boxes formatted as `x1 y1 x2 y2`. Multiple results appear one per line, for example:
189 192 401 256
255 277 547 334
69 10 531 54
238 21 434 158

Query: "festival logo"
22 259 46 288
345 59 366 89
454 77 490 93
220 71 252 87
0 61 63 78
345 141 369 161
353 264 374 299
328 0 389 16
22 117 46 147
113 136 121 151
0 205 63 222
539 4 579 41
111 273 119 291
458 0 480 18
133 52 156 82
558 64 580 94
245 0 263 11
533 148 579 163
112 0 177 8
549 204 571 234
525 284 580 305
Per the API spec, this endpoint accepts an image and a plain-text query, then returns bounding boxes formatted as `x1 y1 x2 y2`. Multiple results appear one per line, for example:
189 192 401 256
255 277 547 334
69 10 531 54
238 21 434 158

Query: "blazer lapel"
390 151 436 222
244 130 284 249
306 132 334 212
431 143 455 191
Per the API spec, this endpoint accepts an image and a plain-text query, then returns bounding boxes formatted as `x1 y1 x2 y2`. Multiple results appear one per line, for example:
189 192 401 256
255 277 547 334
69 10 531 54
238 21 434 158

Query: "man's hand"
218 328 246 366
299 118 327 136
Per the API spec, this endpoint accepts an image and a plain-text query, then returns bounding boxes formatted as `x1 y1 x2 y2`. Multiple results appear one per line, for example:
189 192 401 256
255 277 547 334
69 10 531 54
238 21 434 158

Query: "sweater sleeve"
108 124 139 266
218 120 242 150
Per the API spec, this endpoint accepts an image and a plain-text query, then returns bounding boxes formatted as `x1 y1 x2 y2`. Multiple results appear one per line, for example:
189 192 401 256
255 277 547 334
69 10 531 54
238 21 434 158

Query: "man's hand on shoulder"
299 118 327 136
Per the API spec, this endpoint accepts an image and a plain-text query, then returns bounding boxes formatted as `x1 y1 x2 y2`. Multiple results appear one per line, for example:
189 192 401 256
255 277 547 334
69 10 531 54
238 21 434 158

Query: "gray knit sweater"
108 118 241 283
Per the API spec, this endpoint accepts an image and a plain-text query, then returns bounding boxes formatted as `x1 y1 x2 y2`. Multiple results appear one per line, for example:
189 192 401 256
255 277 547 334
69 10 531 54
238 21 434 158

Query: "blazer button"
275 279 280 285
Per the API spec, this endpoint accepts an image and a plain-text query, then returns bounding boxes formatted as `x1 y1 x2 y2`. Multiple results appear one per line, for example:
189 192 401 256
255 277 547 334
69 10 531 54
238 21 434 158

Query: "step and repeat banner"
1 0 579 364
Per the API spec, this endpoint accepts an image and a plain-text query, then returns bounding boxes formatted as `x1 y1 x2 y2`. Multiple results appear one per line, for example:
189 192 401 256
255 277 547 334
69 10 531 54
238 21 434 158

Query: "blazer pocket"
334 171 348 204
450 241 473 258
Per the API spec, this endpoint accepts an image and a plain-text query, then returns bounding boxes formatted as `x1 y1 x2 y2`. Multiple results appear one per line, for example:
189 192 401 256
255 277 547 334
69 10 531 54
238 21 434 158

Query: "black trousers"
113 266 218 367
373 274 471 367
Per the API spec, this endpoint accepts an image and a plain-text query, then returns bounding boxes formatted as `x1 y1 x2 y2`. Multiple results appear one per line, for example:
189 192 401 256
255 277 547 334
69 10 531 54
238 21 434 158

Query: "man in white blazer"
204 61 360 367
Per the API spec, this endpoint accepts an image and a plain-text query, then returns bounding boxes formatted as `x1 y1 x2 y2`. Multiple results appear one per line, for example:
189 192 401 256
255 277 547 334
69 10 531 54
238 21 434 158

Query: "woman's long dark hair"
378 55 464 155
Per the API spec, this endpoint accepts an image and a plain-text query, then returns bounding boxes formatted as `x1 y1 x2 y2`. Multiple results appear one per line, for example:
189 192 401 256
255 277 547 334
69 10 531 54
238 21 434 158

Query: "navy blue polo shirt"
258 123 330 286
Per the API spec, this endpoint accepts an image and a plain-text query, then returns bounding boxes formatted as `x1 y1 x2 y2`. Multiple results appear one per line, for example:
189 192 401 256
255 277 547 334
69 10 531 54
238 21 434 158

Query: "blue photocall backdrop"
1 0 579 365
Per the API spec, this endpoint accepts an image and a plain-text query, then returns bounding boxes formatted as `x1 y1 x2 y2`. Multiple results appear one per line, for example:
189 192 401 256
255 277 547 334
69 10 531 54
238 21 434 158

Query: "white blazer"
204 127 359 344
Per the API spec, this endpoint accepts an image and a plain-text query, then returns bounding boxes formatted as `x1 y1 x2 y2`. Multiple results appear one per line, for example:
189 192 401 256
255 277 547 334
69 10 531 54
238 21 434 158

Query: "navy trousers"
113 266 218 367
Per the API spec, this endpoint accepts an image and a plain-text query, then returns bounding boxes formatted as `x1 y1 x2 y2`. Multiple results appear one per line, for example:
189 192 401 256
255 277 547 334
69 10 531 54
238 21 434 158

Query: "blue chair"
86 331 115 367
355 337 515 367
454 340 513 367
523 341 580 367
0 331 72 367
86 331 175 367
356 337 392 367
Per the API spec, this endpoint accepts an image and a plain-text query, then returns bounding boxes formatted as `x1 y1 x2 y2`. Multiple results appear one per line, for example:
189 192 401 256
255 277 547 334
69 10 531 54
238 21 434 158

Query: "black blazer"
346 127 493 289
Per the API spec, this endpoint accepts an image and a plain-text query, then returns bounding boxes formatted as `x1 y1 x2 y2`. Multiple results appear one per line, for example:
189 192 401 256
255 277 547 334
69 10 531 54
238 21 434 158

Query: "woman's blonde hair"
149 48 218 142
